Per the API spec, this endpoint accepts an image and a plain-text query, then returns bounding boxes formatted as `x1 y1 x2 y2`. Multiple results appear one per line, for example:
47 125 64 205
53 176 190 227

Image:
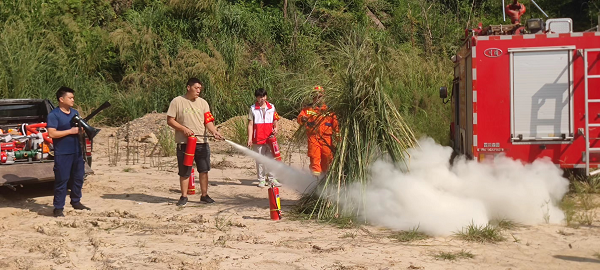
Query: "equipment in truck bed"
0 99 109 188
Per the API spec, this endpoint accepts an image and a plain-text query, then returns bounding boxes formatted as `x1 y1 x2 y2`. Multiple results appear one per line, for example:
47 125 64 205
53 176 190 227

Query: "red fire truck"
440 13 600 175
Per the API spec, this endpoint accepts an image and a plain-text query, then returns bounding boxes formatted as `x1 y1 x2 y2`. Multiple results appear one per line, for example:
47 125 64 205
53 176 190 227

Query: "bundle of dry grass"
294 30 418 220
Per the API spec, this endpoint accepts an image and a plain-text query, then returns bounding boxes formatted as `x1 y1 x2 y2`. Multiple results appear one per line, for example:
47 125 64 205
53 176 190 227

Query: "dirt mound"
276 118 300 140
216 116 299 142
116 112 168 141
216 116 247 141
115 113 299 144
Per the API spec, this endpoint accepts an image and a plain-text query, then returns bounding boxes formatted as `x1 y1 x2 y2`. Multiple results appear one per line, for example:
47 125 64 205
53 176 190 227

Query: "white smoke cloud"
344 138 570 236
227 138 570 236
225 140 317 193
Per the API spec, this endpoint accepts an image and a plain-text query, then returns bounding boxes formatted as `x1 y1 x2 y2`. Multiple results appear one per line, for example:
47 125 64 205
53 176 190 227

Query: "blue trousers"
53 153 85 209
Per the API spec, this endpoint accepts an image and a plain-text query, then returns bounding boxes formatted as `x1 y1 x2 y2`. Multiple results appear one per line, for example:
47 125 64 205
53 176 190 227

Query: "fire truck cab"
441 16 600 175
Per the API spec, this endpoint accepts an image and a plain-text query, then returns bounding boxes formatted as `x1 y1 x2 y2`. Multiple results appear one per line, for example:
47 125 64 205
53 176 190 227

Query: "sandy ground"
1 127 600 270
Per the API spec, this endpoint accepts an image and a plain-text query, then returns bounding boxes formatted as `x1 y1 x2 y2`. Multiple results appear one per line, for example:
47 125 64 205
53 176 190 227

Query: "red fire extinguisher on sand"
268 184 282 220
183 136 196 166
187 168 196 195
266 135 282 161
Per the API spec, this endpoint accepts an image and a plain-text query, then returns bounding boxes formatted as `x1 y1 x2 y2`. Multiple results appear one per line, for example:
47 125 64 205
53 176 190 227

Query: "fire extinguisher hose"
194 135 215 138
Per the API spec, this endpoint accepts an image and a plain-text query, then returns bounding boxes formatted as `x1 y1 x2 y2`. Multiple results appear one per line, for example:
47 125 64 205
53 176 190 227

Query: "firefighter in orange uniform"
297 86 339 177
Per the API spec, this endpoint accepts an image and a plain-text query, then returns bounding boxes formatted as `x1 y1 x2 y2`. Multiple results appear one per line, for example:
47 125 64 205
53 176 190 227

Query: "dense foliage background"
1 0 597 143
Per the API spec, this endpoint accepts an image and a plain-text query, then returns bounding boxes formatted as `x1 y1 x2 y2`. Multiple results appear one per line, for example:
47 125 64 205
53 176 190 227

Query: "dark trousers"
176 143 211 177
53 153 85 209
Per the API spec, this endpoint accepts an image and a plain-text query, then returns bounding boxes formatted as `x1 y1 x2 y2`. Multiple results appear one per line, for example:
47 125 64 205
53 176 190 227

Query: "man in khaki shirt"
167 78 223 206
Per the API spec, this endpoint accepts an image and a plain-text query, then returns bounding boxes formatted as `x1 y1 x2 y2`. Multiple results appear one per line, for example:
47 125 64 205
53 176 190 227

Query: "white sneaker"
269 179 282 187
257 180 267 187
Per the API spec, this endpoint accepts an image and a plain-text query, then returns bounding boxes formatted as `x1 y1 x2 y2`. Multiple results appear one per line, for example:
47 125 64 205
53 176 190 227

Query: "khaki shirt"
167 96 211 144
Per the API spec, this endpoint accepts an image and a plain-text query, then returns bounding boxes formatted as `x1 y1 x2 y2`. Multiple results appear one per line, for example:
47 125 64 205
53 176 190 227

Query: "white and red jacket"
250 101 280 144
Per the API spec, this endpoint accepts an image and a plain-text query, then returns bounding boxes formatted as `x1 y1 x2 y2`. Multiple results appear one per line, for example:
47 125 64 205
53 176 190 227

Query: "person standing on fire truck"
247 88 282 187
47 86 90 217
506 0 526 24
297 86 339 177
167 78 224 207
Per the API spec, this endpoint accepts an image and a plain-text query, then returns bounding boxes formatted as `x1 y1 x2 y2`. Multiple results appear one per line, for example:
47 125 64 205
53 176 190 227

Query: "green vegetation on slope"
0 0 597 143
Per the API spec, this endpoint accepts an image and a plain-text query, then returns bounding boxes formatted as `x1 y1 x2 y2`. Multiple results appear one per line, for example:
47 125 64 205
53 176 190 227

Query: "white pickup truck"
0 99 107 190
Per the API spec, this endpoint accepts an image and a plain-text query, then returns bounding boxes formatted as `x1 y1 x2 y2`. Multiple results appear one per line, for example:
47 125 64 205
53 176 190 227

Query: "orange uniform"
297 103 339 176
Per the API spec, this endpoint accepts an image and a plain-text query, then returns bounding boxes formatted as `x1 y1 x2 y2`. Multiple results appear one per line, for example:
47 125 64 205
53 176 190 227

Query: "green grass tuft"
490 219 520 230
388 227 430 242
156 126 176 157
434 250 474 261
230 116 249 146
454 222 505 243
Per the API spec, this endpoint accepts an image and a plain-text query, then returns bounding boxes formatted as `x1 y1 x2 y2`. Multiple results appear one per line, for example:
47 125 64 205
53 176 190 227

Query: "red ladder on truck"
584 48 600 175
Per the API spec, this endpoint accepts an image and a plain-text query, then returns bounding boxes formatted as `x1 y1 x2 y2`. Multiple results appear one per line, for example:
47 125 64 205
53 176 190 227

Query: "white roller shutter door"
512 50 572 140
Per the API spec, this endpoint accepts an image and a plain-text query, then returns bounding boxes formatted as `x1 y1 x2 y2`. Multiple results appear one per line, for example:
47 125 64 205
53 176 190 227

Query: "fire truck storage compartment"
510 46 574 142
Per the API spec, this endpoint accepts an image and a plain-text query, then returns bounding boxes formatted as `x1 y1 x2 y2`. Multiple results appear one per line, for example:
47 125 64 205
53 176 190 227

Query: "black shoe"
200 195 215 204
53 208 64 217
176 196 188 206
71 202 91 210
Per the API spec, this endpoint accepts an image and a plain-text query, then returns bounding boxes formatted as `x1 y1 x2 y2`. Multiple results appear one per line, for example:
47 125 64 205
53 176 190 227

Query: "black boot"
71 202 91 210
53 208 64 217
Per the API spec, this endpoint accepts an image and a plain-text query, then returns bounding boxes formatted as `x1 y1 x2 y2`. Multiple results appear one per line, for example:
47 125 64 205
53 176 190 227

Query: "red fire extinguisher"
187 168 196 195
183 136 196 166
268 185 282 220
266 135 282 161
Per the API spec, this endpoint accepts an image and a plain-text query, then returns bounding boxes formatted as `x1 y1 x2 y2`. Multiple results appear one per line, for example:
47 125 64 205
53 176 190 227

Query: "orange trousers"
307 135 333 175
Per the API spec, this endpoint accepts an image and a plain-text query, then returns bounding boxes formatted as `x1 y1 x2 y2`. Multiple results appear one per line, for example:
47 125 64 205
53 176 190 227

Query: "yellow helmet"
313 86 324 98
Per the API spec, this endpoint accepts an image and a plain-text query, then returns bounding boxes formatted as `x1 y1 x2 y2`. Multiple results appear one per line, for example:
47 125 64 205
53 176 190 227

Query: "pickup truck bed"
0 162 93 185
0 99 95 187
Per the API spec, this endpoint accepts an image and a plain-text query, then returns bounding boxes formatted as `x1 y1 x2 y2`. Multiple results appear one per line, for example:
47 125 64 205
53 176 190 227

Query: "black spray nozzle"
71 114 101 140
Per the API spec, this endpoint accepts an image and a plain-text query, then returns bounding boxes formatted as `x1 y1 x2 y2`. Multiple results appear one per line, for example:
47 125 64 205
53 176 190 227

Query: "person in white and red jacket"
247 88 282 187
